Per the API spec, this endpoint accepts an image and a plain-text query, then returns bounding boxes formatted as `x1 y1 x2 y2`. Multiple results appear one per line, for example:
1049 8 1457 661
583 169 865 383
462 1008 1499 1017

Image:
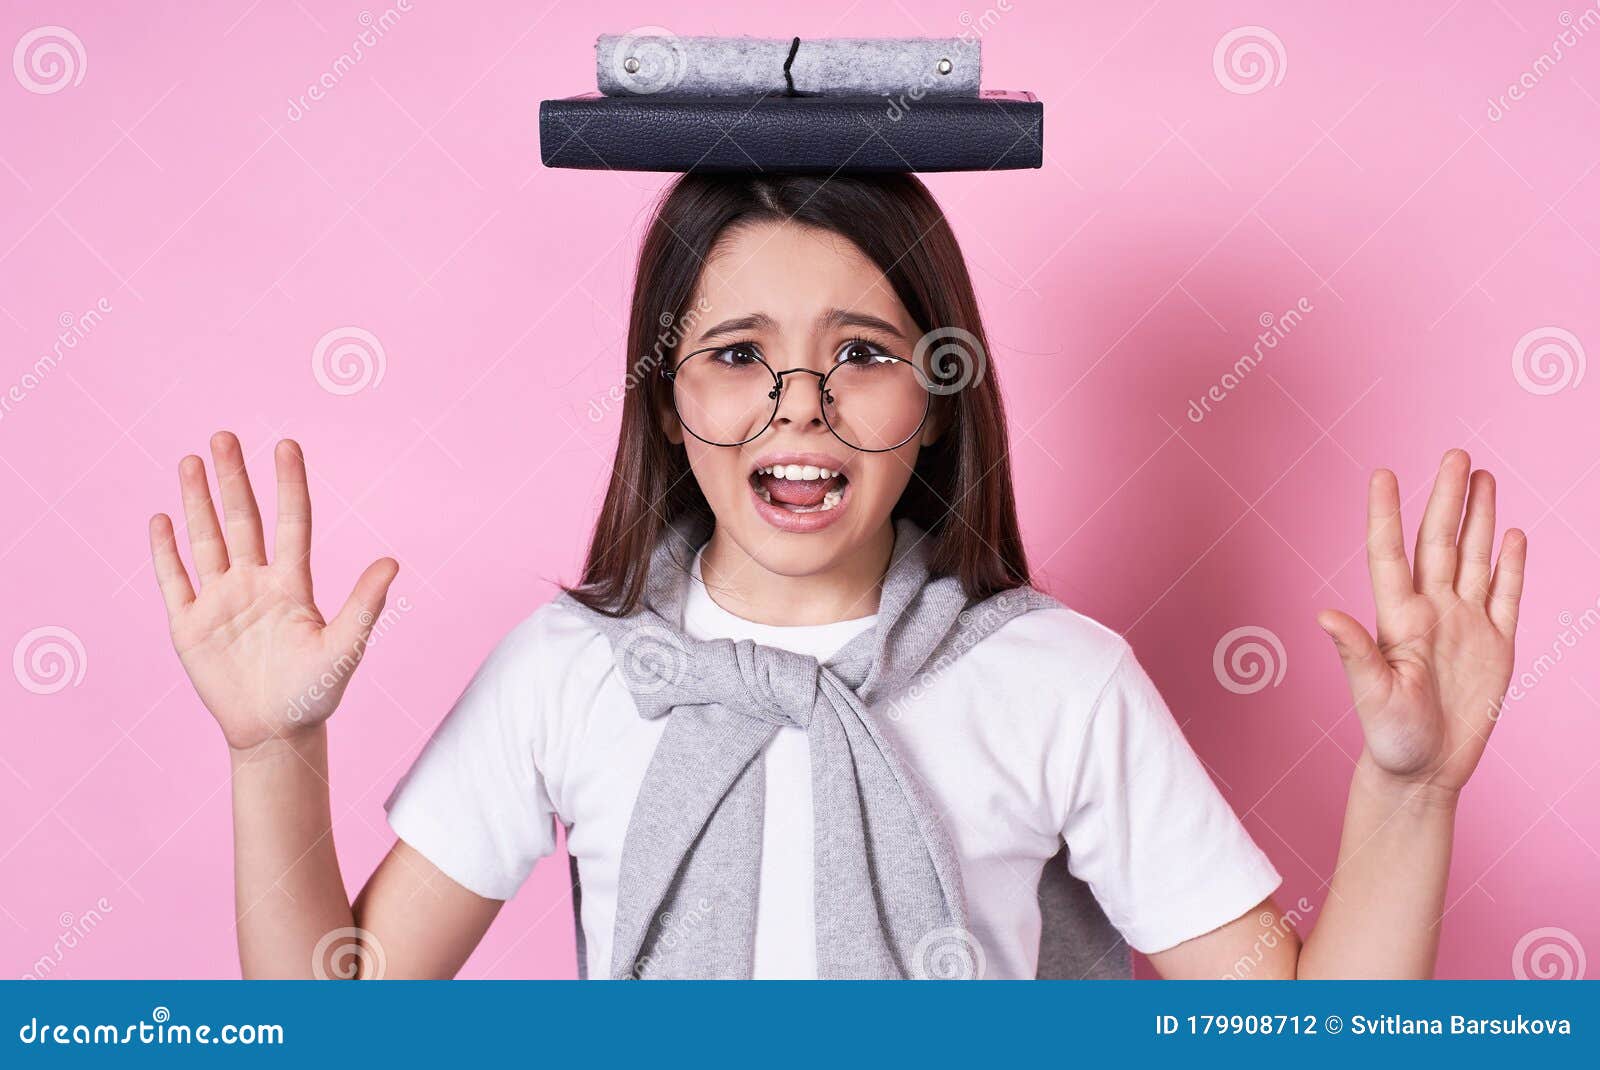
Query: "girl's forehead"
693 221 909 329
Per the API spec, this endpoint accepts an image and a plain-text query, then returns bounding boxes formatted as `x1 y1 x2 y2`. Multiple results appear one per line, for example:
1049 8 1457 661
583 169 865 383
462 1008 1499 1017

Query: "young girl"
146 173 1526 980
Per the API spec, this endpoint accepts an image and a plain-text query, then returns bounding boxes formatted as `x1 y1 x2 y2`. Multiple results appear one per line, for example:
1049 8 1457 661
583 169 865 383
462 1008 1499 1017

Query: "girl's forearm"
1296 754 1459 978
229 725 356 978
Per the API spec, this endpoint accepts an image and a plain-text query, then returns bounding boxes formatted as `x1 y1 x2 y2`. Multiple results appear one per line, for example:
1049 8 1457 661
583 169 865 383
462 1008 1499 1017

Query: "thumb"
1316 608 1391 707
326 557 400 658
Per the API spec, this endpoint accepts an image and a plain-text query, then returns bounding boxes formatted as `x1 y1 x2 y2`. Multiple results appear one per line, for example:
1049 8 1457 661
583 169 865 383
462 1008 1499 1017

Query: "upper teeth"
757 464 834 480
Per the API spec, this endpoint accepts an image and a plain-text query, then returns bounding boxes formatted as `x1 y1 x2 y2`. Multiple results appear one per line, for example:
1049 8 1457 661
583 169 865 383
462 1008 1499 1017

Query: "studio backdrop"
0 1 1596 980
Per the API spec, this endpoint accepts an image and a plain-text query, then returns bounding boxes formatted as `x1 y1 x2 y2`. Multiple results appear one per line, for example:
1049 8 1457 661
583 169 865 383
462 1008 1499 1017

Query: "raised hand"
1317 449 1527 796
148 432 398 751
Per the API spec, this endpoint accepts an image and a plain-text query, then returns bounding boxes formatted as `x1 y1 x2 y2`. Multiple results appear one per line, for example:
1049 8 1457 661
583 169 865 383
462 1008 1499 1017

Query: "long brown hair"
566 173 1029 615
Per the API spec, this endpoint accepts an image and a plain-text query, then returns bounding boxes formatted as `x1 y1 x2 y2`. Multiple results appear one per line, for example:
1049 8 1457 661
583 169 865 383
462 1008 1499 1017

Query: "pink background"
2 1 1597 980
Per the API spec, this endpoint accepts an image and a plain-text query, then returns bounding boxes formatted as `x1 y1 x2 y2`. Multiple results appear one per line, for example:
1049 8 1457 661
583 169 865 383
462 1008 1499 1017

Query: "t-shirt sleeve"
384 611 560 901
1057 644 1282 955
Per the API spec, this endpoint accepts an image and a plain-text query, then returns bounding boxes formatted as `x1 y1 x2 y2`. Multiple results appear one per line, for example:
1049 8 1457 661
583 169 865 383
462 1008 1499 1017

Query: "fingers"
326 557 400 657
1317 609 1393 708
1488 529 1528 637
1365 469 1413 638
179 453 229 583
273 439 314 595
209 431 267 566
1454 470 1496 602
1413 449 1471 594
148 513 195 617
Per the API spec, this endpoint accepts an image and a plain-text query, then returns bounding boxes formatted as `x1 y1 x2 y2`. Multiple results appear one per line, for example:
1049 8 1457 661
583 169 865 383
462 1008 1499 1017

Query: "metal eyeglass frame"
660 345 933 453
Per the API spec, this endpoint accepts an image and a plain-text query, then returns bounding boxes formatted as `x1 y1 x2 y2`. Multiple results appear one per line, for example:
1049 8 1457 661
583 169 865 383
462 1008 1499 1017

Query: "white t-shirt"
385 547 1281 978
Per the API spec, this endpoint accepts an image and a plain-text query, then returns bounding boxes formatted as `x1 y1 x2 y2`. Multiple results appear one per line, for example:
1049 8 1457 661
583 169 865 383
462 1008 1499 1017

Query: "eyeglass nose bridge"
766 367 833 406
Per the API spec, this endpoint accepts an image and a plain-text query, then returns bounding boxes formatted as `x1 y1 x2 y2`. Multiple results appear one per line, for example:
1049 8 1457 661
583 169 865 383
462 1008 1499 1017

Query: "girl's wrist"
1353 750 1462 816
227 722 328 767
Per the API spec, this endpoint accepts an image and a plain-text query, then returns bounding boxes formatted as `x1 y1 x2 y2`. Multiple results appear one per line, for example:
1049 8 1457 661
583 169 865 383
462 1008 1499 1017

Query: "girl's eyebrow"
696 312 777 342
816 307 907 342
694 308 908 344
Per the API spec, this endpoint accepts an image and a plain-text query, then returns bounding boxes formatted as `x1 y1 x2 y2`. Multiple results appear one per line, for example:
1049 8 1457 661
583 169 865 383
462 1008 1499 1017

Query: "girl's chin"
747 476 853 534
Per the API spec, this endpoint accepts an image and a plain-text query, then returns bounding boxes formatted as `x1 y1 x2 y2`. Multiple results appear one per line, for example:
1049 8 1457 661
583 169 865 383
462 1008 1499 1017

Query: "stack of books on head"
539 33 1043 174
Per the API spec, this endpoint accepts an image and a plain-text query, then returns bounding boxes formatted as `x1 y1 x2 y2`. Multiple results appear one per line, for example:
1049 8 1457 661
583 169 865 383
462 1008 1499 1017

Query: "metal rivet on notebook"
623 56 641 74
937 57 953 75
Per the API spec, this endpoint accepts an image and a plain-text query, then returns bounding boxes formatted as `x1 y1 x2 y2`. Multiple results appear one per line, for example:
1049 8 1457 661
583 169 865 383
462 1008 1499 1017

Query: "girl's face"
660 220 938 581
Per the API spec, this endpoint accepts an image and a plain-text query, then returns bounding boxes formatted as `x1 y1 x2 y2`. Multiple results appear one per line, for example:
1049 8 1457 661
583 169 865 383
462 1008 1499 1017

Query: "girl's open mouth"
750 463 848 513
747 461 852 533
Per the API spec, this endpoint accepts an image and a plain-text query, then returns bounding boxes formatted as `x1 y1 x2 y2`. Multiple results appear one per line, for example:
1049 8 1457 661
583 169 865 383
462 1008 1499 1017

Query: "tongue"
760 474 838 507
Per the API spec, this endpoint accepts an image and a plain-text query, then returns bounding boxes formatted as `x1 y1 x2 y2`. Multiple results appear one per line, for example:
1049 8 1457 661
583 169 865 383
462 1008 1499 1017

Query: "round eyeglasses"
662 342 933 453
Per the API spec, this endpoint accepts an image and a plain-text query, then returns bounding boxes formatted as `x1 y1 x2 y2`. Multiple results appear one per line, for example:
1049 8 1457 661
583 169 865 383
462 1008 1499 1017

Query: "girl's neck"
698 522 896 627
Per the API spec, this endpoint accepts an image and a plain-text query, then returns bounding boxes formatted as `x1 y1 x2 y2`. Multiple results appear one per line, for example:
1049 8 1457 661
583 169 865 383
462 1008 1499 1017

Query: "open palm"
148 432 398 751
1318 449 1527 794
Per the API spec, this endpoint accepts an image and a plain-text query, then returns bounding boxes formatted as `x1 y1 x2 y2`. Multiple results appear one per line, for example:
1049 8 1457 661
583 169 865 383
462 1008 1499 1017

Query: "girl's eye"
709 345 761 366
836 340 894 367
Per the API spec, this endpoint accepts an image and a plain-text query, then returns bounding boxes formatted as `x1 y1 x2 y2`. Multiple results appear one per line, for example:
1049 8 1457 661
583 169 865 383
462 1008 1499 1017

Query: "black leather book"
539 90 1042 174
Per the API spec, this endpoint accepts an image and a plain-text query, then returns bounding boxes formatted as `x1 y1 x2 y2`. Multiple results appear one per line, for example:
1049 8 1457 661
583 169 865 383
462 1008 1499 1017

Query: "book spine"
596 34 981 98
540 97 1042 174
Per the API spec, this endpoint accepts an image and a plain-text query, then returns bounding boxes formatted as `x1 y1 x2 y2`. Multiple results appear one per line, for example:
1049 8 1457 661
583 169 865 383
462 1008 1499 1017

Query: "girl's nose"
771 369 827 429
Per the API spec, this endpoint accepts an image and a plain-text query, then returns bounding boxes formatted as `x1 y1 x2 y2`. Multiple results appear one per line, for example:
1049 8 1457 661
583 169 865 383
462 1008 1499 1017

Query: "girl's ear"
657 390 685 445
918 399 947 447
